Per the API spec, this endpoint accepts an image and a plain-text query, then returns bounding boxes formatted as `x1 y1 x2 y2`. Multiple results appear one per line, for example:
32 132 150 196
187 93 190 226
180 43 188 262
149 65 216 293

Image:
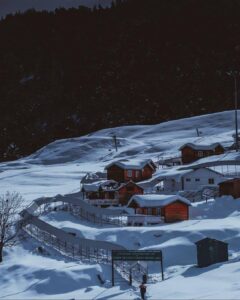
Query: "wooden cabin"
179 143 224 164
127 194 191 223
105 159 157 182
118 181 144 206
81 180 119 207
81 180 117 200
219 178 240 199
81 180 143 207
195 238 228 267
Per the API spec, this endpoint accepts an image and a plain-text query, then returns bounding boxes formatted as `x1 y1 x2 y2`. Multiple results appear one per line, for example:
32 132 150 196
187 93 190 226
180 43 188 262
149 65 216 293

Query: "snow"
1 110 240 299
0 110 237 203
0 239 110 300
81 180 118 192
179 142 223 151
105 158 156 170
35 196 240 299
128 194 191 207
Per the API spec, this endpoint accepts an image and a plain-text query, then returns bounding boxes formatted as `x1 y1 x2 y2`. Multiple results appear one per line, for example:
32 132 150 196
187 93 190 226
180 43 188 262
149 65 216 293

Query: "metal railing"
20 192 127 264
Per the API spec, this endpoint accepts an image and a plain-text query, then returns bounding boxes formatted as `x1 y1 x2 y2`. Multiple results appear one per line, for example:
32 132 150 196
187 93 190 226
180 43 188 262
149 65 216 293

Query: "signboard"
112 250 162 261
111 250 164 286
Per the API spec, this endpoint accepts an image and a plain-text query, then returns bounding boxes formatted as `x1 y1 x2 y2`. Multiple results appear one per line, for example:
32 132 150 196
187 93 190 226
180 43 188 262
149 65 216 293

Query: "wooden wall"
118 182 143 205
107 164 154 182
163 201 189 222
181 146 224 164
107 165 125 182
219 180 240 199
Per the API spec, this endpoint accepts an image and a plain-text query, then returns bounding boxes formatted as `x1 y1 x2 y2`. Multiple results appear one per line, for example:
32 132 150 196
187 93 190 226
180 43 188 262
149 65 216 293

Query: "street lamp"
227 70 240 152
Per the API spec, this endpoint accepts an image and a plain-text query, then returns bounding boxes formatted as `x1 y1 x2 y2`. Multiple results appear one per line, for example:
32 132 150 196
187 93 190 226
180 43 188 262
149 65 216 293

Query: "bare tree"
0 191 25 263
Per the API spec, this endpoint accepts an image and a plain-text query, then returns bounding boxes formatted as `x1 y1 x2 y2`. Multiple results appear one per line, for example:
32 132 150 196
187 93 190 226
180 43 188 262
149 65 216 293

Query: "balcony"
127 214 163 226
87 198 119 206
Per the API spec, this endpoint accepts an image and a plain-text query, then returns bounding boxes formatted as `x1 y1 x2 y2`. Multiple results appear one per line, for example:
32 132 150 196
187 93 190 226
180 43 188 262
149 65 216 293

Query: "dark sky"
0 0 112 19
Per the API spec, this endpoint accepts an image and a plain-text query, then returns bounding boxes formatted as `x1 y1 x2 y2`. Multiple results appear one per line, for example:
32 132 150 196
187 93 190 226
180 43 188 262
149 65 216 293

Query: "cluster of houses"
80 142 240 226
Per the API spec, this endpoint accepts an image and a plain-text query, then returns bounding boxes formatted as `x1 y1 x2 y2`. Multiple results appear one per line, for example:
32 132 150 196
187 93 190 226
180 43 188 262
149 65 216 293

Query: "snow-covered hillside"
0 110 238 202
0 0 112 19
1 110 240 299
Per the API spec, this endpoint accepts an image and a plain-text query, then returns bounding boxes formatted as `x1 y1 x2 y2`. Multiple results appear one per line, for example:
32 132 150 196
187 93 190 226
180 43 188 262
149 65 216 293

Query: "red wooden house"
105 159 157 183
179 143 224 164
81 180 144 207
118 181 144 205
219 178 240 199
127 194 191 223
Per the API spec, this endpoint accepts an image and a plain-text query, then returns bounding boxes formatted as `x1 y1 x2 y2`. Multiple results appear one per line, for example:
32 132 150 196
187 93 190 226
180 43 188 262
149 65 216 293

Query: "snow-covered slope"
28 110 236 165
2 197 240 299
0 0 112 19
1 110 240 299
0 110 238 202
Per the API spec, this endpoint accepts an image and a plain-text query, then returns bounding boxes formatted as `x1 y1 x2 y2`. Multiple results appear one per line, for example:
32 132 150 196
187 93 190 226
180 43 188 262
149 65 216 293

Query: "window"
208 178 215 184
186 178 191 182
198 151 203 157
127 170 132 177
135 170 140 177
195 178 200 182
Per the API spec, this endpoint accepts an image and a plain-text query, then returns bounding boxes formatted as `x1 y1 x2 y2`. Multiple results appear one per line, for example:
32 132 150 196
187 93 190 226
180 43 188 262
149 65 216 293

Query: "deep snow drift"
1 110 240 299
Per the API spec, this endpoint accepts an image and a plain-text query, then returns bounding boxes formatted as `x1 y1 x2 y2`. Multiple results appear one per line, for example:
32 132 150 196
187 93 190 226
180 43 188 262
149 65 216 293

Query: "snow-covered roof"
179 142 223 151
184 167 223 177
82 179 144 193
81 183 101 192
118 180 144 190
161 167 224 183
80 172 107 184
82 179 145 193
127 194 191 208
105 159 156 170
81 180 119 192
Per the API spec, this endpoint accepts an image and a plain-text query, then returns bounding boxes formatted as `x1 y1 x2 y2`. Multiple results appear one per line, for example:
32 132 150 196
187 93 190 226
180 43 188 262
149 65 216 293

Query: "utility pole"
227 71 239 152
112 134 118 152
196 128 200 137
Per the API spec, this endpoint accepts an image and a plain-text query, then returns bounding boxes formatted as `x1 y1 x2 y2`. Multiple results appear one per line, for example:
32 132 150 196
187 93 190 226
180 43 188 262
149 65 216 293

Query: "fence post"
79 245 82 259
112 254 114 286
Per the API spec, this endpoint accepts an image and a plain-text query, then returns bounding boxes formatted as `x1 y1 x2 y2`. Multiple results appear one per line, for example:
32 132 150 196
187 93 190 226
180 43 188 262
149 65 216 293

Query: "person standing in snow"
139 282 147 300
